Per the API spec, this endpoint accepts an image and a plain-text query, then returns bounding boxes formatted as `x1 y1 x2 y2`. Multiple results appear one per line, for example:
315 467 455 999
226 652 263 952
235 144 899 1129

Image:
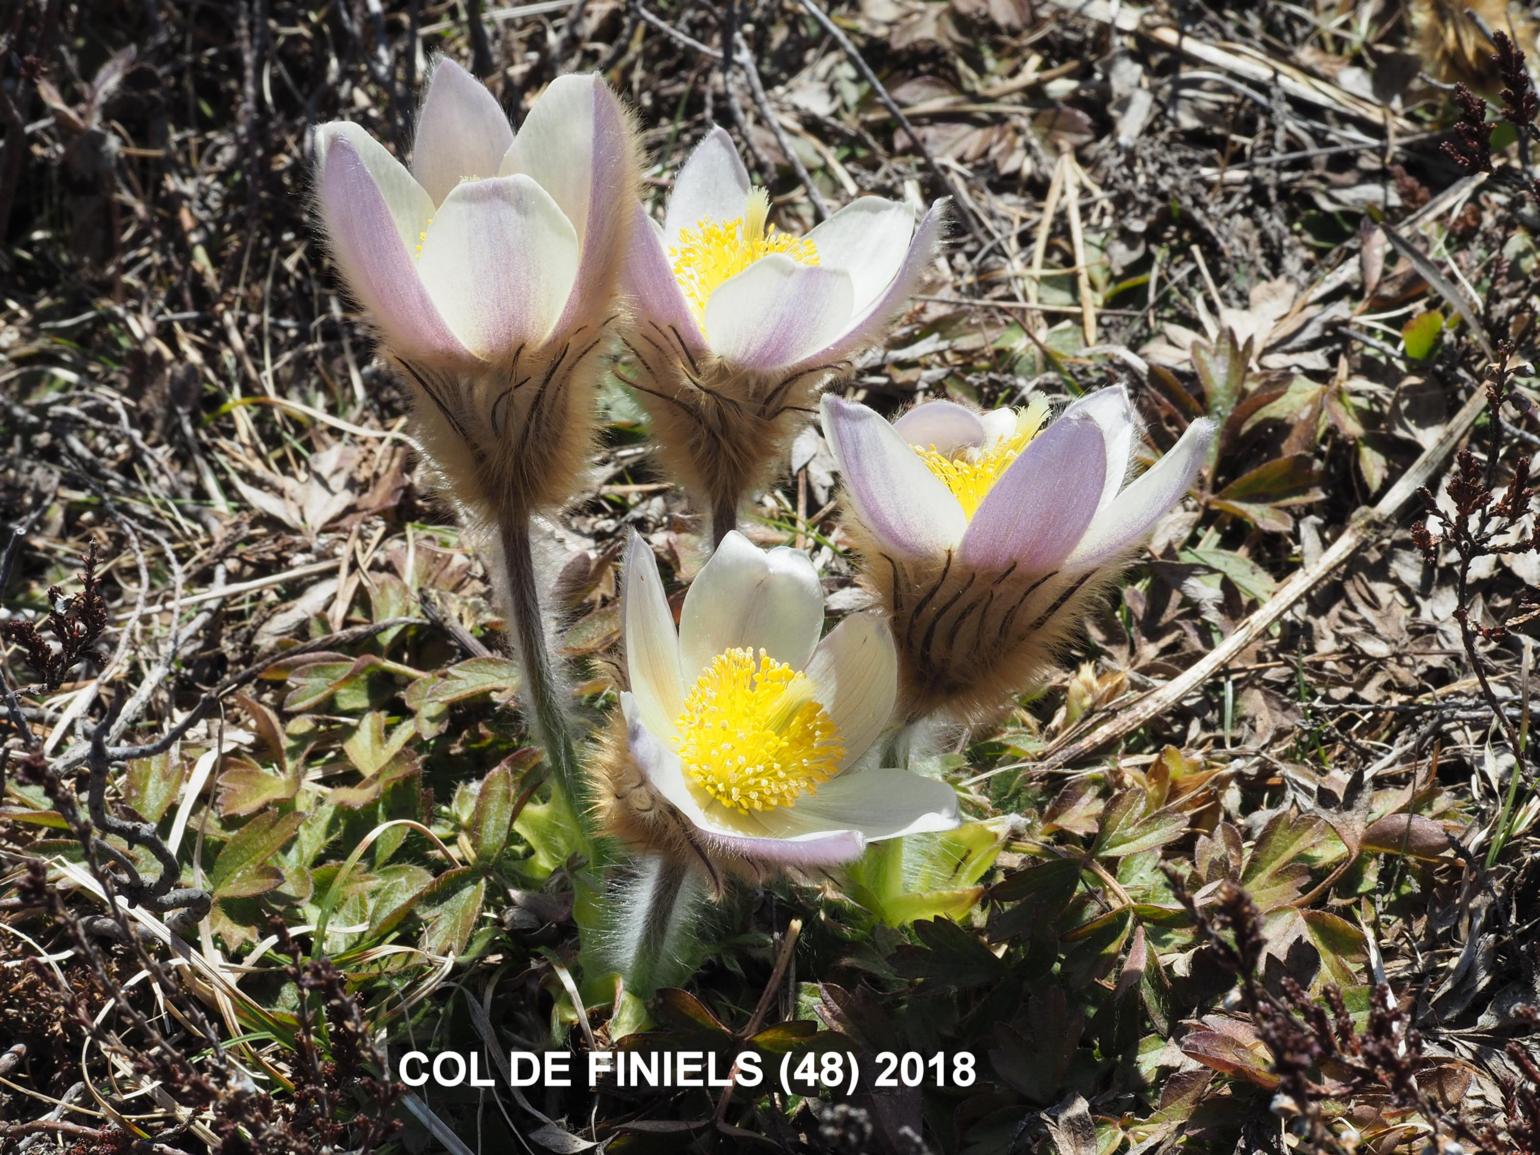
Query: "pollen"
669 188 820 321
673 647 843 815
414 215 433 261
914 401 1051 519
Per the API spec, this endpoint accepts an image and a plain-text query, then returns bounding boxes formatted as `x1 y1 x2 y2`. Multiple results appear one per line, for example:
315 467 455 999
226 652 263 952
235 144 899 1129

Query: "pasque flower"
313 57 639 517
821 385 1215 719
620 127 945 540
596 531 959 883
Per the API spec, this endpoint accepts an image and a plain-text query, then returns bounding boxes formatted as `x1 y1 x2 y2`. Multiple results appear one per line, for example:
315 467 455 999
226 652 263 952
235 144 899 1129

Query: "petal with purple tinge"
1065 417 1215 571
703 256 853 372
622 207 707 358
678 531 824 681
1060 385 1137 512
411 57 514 204
664 126 751 245
316 130 468 364
821 395 966 559
959 415 1106 572
795 199 945 371
623 533 684 741
892 400 987 456
416 175 580 356
502 75 633 333
804 614 897 770
776 767 960 842
806 196 917 315
700 825 867 866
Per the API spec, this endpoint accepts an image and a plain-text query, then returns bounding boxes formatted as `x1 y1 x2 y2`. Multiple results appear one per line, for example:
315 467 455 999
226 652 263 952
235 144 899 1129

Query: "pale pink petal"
803 614 897 770
790 199 945 371
699 825 867 866
1066 417 1215 571
1060 385 1136 512
315 131 469 364
411 57 514 204
703 256 854 372
622 205 708 358
805 196 917 314
778 767 960 841
959 414 1106 572
415 175 579 356
622 533 684 741
820 395 965 559
677 530 824 681
501 74 634 334
892 399 987 455
663 126 751 245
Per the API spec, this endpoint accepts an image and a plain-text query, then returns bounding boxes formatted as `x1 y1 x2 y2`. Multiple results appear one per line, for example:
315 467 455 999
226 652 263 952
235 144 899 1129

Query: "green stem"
621 853 701 999
497 512 590 849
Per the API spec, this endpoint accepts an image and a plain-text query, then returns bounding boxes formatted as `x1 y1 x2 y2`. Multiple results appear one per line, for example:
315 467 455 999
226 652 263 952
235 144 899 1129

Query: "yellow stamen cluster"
669 188 820 321
673 647 843 815
914 402 1051 519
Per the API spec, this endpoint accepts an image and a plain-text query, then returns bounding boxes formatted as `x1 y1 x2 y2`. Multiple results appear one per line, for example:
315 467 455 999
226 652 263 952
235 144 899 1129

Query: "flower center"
673 647 843 815
669 188 820 322
913 401 1051 519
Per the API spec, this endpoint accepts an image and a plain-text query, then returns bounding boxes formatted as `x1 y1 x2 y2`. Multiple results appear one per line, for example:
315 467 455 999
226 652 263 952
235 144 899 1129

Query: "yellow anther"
669 188 819 323
673 647 842 815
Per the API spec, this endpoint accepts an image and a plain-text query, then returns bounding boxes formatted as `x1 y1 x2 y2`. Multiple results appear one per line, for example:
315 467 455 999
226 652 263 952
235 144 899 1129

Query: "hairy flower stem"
497 513 590 848
620 853 703 998
710 492 738 548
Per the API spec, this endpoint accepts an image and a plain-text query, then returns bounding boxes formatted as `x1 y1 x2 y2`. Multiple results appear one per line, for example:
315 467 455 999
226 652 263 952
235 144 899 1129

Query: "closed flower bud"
821 386 1214 720
620 127 944 538
312 59 641 521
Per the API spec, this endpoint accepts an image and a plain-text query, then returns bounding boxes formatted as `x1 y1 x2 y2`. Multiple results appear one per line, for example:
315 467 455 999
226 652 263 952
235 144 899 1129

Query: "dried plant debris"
3 0 1540 1151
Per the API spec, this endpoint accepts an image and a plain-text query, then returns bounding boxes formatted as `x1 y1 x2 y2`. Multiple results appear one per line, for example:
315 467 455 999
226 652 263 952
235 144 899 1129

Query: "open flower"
312 58 639 517
821 386 1215 719
597 531 959 881
620 127 945 538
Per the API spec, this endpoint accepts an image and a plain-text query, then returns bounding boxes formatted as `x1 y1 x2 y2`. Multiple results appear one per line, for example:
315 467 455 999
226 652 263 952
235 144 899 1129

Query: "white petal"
891 400 986 455
411 57 514 204
623 533 684 740
820 395 966 559
791 199 945 372
977 407 1021 449
803 614 897 770
1060 385 1136 512
664 126 751 246
703 256 853 372
314 122 434 252
416 175 579 355
620 691 712 826
622 207 708 358
313 127 469 364
775 767 960 842
1066 417 1215 571
805 196 917 314
678 530 824 681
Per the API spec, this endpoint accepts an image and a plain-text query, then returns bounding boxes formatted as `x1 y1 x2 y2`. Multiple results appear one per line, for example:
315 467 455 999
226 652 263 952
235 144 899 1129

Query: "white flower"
625 127 944 374
820 386 1215 718
613 531 959 867
312 58 634 367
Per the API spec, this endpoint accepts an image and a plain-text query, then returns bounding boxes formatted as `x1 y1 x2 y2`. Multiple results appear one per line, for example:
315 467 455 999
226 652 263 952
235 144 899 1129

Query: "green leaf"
1181 546 1280 601
403 657 521 738
1302 909 1366 988
1401 309 1445 361
343 711 415 778
1092 790 1189 858
216 756 301 818
469 764 516 865
421 877 486 956
211 811 304 897
123 751 183 824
